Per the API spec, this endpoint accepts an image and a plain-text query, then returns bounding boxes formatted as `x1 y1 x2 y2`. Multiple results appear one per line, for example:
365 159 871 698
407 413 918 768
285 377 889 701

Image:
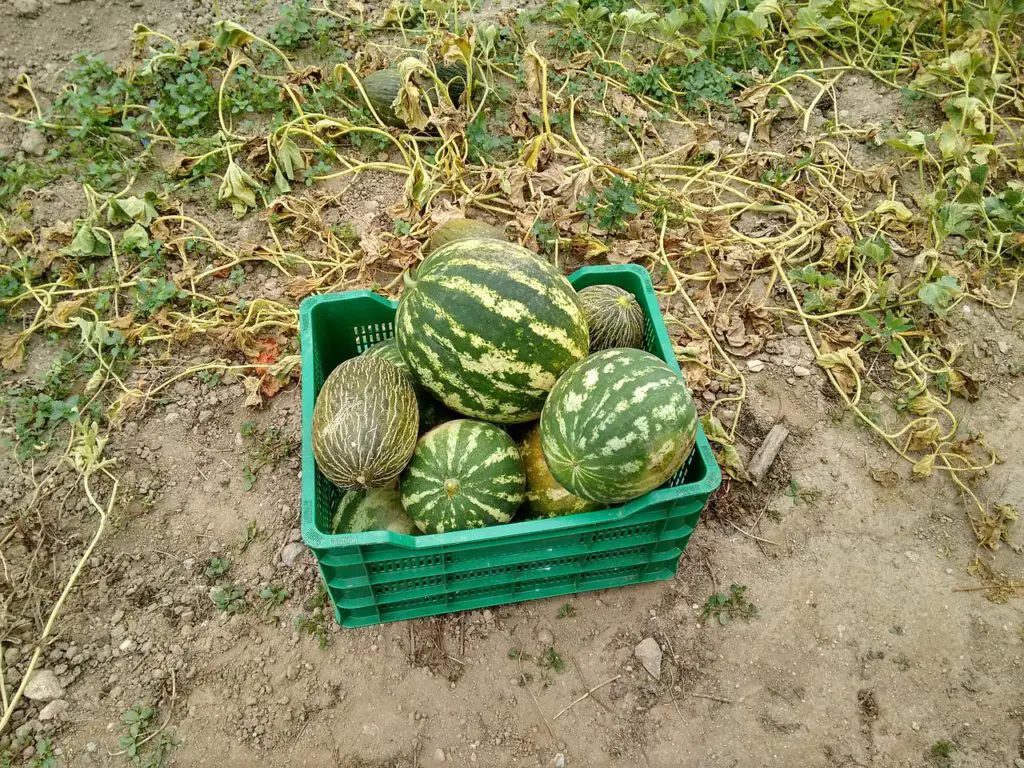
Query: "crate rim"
299 263 721 552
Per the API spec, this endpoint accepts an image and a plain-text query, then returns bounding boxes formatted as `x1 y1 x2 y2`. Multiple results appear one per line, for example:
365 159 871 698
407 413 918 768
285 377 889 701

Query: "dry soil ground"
1 1 1023 768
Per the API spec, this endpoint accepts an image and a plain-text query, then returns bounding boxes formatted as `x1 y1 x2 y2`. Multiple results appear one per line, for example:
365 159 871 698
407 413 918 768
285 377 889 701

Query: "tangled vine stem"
0 423 116 734
0 0 1021 677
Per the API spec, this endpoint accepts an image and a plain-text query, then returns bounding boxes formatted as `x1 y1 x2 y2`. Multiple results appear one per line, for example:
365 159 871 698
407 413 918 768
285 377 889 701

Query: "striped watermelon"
312 356 418 490
363 338 454 431
520 424 601 518
577 284 645 351
539 349 697 503
400 419 525 534
332 488 416 535
396 238 589 423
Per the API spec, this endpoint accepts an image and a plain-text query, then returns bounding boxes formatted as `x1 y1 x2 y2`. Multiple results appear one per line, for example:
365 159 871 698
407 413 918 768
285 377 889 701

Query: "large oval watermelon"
401 419 525 534
539 349 697 503
520 424 602 518
396 238 589 423
312 356 418 490
577 284 645 351
363 338 454 432
332 488 416 535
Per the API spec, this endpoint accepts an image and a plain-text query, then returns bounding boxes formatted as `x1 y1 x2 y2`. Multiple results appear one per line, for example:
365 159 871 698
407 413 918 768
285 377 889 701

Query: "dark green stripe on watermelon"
520 423 602 518
401 419 525 534
332 488 416 535
363 338 455 432
396 238 589 423
539 348 697 503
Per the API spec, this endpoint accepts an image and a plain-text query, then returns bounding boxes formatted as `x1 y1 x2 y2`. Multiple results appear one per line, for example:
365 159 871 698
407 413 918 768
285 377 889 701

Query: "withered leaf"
523 43 545 102
869 467 900 487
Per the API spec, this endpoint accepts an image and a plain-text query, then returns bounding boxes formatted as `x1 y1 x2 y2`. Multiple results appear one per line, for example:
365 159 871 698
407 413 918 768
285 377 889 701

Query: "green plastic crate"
300 264 721 628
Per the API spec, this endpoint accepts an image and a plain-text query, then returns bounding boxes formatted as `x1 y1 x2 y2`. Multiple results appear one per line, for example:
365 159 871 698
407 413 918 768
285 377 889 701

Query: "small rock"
702 390 716 403
38 699 70 722
1014 759 1024 768
21 745 35 761
198 409 214 424
792 365 811 377
20 129 47 156
997 340 1010 354
785 324 804 336
280 542 306 567
904 551 920 563
869 390 885 403
86 743 98 753
24 670 65 702
119 639 137 653
433 747 446 763
164 411 180 425
4 646 20 665
746 359 765 373
13 0 41 17
536 628 554 646
634 637 662 680
259 565 275 580
482 609 493 623
736 131 750 145
911 721 920 731
111 609 124 625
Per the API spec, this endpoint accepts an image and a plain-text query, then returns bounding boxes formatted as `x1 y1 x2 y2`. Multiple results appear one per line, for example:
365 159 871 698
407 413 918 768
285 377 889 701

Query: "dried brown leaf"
523 42 544 102
870 467 900 487
0 333 27 372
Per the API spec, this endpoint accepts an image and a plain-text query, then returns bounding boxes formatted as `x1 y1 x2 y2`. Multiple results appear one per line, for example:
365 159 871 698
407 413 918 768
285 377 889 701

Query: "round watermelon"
332 488 416 535
577 284 645 351
363 338 454 431
396 238 589 423
539 349 697 503
401 419 525 534
425 218 505 255
520 424 601 518
312 356 418 491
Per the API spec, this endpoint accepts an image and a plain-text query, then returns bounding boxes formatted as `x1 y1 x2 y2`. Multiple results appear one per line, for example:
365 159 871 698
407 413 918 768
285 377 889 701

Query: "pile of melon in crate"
312 221 698 536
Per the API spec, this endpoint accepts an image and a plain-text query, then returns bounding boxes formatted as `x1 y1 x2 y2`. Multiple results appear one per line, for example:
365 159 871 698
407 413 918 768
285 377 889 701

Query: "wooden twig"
727 520 780 546
552 675 621 720
571 656 611 714
748 423 790 482
691 691 732 703
517 654 556 741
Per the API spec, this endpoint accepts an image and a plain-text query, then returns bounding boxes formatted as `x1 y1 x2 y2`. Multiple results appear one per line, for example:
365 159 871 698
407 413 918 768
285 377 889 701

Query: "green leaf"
918 275 962 316
934 122 961 159
215 20 257 48
944 95 986 135
729 9 769 37
242 465 256 491
937 203 975 238
67 223 111 258
700 0 729 25
792 0 845 38
120 222 149 251
107 194 158 226
885 130 927 157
